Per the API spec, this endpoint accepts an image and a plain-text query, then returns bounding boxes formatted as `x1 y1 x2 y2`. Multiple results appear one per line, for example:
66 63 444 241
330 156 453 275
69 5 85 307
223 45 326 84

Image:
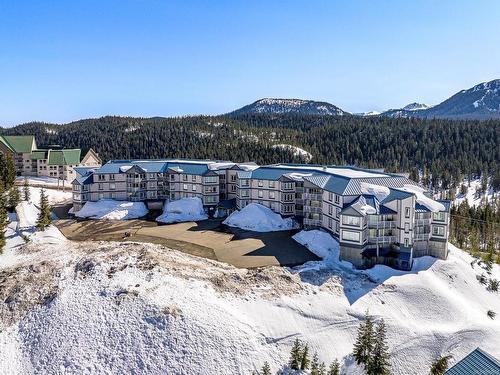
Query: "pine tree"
300 343 310 370
23 178 30 201
36 188 51 231
7 186 20 211
430 355 452 375
353 311 375 367
289 338 303 370
328 359 340 375
310 352 320 375
367 319 391 375
0 184 8 252
0 153 16 189
261 361 271 375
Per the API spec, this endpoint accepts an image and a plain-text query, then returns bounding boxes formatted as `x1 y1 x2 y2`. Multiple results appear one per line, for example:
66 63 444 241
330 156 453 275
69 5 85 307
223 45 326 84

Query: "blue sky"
1 0 499 126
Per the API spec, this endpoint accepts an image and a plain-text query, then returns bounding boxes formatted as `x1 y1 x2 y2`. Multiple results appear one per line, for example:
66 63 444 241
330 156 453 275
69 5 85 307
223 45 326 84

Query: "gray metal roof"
445 348 500 375
343 176 419 196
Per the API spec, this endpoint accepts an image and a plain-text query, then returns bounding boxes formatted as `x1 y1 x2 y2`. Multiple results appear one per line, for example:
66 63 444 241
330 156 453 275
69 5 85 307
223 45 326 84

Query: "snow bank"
360 182 390 201
16 201 39 229
75 200 148 220
223 203 299 232
400 184 445 212
156 197 208 224
293 230 340 261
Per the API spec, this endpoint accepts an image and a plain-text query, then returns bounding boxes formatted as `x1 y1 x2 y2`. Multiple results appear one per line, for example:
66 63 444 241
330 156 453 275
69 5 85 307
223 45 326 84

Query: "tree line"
1 114 499 183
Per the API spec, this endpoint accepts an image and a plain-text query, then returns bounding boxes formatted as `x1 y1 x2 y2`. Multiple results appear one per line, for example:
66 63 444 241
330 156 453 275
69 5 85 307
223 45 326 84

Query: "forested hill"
1 114 499 188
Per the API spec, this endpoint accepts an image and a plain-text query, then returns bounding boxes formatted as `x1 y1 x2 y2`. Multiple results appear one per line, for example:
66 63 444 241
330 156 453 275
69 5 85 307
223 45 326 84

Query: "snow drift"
223 203 299 232
156 197 208 224
75 200 148 220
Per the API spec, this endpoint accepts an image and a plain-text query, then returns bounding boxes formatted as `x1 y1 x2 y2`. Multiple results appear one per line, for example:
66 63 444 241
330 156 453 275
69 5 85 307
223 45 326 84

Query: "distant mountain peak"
229 98 347 116
402 102 430 111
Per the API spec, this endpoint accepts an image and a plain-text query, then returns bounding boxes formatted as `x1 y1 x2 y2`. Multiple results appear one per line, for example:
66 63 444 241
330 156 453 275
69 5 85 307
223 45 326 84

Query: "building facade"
0 135 101 183
72 160 450 271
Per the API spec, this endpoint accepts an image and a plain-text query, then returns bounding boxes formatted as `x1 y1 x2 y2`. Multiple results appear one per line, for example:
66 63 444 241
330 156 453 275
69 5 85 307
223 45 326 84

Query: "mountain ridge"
228 98 347 116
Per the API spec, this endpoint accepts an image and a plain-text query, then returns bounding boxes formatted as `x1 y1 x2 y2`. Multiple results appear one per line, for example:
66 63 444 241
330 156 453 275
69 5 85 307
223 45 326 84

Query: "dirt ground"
55 219 319 268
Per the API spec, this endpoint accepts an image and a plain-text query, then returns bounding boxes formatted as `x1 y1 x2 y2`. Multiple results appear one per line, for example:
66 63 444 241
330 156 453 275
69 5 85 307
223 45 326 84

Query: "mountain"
353 110 381 117
229 98 348 116
420 79 500 120
381 79 500 120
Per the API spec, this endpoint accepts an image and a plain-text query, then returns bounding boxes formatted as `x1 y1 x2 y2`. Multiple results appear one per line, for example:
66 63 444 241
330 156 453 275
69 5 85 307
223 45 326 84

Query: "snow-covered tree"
328 359 340 375
310 352 320 375
300 343 310 370
23 178 30 201
261 361 271 375
289 338 303 370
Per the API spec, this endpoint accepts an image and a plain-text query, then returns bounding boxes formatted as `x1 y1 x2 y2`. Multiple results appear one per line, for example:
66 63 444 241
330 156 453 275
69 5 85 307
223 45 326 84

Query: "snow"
223 203 299 232
16 176 67 188
119 165 133 172
360 182 390 201
284 172 314 181
273 164 389 178
75 200 149 220
156 197 208 224
1 209 500 375
452 178 497 208
399 184 445 212
272 144 313 161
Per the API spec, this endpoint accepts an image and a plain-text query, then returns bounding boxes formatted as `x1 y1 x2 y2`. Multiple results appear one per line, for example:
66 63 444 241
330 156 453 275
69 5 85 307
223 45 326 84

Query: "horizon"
1 0 500 127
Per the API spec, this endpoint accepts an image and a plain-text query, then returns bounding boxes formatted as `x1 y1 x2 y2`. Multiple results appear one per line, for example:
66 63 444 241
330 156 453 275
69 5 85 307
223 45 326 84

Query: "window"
404 223 410 233
432 226 445 236
335 194 340 204
205 186 217 193
282 182 294 190
269 191 275 199
192 185 197 191
170 174 175 181
204 176 217 184
328 217 333 229
192 175 196 182
433 212 446 221
98 174 105 181
183 175 188 181
405 207 410 218
230 174 237 182
258 180 263 187
328 205 333 216
240 190 249 198
183 184 188 190
98 193 104 200
328 192 333 202
241 179 250 187
98 183 103 190
342 215 360 226
336 207 340 218
109 174 115 180
111 192 116 199
110 183 116 190
404 238 409 247
342 230 360 242
269 181 275 188
258 190 263 198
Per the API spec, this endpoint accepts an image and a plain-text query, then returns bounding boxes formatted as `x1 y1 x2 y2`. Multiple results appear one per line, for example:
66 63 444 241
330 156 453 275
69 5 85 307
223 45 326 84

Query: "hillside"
229 98 347 116
1 194 499 374
1 115 499 186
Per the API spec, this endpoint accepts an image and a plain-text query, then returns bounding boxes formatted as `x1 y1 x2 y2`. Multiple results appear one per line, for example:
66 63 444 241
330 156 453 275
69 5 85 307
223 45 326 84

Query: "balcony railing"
368 220 396 229
303 218 322 227
368 235 396 243
414 233 430 241
415 218 431 226
303 206 322 214
303 193 322 200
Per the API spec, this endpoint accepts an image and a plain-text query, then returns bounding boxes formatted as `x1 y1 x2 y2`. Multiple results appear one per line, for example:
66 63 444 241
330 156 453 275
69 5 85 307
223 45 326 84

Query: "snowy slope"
1 220 500 374
229 98 347 116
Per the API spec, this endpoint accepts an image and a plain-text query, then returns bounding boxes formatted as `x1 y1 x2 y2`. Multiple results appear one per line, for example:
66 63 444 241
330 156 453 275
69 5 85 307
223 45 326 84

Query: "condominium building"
0 135 101 183
72 159 450 271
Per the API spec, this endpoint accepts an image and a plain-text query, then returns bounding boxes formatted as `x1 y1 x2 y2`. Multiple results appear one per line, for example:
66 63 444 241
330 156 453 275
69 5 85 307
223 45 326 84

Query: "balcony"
303 205 322 214
415 218 431 226
368 220 396 229
303 218 322 227
414 233 430 241
303 193 322 200
368 235 396 243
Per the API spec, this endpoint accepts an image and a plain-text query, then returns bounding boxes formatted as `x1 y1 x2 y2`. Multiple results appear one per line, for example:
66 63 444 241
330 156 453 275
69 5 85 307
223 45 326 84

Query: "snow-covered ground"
223 203 299 232
75 200 149 220
272 144 313 161
156 197 208 224
452 178 498 207
1 208 500 374
15 176 70 188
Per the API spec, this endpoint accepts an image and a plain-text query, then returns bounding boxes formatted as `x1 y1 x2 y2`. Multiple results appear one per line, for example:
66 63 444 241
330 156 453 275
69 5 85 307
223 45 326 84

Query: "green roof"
0 135 35 153
30 150 49 160
48 149 81 166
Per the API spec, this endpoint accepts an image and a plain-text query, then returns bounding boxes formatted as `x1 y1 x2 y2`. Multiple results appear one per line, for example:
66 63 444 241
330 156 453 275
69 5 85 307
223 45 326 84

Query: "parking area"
54 219 320 268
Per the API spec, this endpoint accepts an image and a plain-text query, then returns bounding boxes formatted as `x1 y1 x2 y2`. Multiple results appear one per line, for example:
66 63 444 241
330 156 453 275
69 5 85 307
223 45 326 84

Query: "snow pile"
399 185 445 212
293 230 340 262
75 200 148 220
156 197 208 224
360 182 390 201
223 203 299 232
359 203 376 215
16 201 40 229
